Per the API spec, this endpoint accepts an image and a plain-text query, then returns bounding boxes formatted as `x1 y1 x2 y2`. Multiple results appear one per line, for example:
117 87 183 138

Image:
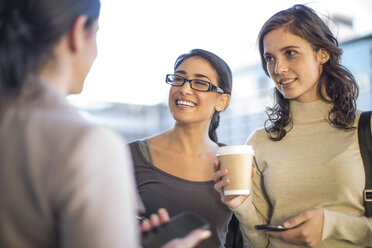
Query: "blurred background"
68 0 372 144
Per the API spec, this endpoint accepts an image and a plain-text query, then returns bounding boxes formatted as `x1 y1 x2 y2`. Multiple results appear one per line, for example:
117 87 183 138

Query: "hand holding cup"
213 145 255 209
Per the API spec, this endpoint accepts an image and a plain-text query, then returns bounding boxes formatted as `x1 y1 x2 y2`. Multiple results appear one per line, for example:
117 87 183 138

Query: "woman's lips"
279 78 297 88
176 99 196 107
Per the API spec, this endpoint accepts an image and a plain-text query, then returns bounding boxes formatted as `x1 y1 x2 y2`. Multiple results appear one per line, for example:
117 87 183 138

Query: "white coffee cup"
216 145 254 195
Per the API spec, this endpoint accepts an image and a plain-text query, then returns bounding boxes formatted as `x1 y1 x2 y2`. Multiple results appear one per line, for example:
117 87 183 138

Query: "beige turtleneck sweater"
233 100 372 248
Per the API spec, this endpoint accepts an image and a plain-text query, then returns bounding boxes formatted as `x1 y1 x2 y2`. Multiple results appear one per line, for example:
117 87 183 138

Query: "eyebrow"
264 45 301 57
280 45 301 51
175 70 187 75
174 70 212 81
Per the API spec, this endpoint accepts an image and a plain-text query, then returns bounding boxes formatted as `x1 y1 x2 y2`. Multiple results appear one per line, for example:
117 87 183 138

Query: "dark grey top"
128 139 232 248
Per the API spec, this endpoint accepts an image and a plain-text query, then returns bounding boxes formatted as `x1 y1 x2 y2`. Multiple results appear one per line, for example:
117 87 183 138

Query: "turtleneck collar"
290 100 332 124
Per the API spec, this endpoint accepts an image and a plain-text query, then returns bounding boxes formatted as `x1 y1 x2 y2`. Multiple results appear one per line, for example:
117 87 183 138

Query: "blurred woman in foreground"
0 0 209 247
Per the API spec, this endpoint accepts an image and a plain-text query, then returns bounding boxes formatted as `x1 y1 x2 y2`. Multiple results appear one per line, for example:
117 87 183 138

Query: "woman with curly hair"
214 4 371 248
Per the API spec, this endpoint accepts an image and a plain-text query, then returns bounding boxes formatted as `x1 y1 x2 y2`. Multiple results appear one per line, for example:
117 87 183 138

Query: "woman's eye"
173 77 184 83
286 50 296 56
194 80 208 86
265 56 274 63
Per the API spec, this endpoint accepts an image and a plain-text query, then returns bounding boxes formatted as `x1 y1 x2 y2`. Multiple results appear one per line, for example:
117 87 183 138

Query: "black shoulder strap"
358 111 372 217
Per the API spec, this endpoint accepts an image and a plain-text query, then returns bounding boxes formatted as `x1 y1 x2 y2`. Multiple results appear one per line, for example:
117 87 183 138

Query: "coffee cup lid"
216 145 254 156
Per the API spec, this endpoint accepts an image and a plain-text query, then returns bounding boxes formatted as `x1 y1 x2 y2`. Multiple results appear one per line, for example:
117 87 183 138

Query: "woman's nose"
274 59 288 74
179 81 193 94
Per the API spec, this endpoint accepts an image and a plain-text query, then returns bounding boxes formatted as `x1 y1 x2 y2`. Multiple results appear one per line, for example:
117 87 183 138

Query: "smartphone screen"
141 211 210 248
255 224 288 231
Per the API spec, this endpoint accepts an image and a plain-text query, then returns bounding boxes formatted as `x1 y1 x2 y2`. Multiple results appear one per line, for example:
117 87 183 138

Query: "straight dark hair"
0 0 100 98
258 4 359 140
174 49 232 143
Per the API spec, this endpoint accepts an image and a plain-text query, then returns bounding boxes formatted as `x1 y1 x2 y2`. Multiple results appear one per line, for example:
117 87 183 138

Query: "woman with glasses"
129 49 235 247
213 4 372 248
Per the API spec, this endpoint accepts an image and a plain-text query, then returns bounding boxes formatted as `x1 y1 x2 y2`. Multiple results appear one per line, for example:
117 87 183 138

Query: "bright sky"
69 0 372 106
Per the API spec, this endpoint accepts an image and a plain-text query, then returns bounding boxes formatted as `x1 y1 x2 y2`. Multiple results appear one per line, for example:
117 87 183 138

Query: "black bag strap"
358 111 372 217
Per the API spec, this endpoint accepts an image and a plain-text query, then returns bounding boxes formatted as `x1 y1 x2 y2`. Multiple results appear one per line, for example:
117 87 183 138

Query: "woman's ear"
67 15 89 53
215 93 230 112
318 48 330 64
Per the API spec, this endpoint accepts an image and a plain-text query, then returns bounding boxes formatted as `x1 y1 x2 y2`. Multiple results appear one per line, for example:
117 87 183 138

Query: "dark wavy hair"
258 4 359 140
0 0 100 98
174 49 232 143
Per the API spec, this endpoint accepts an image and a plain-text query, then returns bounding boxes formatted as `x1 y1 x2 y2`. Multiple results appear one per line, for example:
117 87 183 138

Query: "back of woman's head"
0 0 100 97
258 4 358 140
174 49 232 143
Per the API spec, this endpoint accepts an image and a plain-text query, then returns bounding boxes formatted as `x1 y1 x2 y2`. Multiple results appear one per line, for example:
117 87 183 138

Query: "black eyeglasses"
165 74 225 93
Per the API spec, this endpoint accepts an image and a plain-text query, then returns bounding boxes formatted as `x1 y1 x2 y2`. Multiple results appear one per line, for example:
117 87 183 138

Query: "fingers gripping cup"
216 145 254 195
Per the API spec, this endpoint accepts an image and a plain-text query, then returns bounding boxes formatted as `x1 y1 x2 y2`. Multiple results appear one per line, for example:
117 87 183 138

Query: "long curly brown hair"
258 4 359 141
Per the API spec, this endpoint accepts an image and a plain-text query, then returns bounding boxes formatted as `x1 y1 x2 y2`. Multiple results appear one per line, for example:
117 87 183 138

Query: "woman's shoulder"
128 132 165 152
245 127 267 145
146 131 169 144
127 138 148 154
127 138 156 165
128 138 147 146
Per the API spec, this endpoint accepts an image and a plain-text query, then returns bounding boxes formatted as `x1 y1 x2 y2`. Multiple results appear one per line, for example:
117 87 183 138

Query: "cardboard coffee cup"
216 145 254 195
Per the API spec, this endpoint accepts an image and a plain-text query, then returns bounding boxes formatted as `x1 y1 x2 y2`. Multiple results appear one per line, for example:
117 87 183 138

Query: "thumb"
162 229 211 248
182 229 212 247
283 212 308 229
213 159 220 172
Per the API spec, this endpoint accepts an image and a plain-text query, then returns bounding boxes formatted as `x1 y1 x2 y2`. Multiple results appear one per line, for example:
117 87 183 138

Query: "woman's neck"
290 99 332 124
37 36 75 95
163 123 217 154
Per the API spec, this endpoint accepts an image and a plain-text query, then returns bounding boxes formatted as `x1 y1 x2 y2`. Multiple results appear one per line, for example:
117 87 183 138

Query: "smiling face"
263 27 329 103
168 56 227 126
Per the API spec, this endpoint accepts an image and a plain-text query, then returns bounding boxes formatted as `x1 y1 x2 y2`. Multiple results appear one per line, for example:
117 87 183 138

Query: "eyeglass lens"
167 75 210 91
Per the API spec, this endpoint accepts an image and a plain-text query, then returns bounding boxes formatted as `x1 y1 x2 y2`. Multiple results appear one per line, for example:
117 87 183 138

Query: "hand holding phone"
141 211 210 248
255 224 289 231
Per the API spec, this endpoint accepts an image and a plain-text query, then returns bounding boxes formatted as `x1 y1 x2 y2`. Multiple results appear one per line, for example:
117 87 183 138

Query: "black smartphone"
141 211 210 248
255 224 288 231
